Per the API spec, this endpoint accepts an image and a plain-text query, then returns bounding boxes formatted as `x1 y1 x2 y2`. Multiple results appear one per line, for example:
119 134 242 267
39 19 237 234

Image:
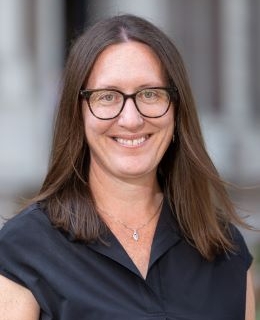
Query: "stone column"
0 0 64 224
219 0 252 179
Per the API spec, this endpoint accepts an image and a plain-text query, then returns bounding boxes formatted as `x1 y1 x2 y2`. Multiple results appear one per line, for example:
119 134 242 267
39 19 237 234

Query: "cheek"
161 107 175 134
161 110 175 148
83 106 99 140
83 105 112 139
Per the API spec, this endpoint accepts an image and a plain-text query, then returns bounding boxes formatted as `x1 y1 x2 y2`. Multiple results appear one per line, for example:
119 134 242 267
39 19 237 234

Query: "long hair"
31 14 249 260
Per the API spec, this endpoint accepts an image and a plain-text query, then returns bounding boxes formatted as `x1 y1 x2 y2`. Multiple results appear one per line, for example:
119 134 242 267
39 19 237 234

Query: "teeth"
115 136 147 146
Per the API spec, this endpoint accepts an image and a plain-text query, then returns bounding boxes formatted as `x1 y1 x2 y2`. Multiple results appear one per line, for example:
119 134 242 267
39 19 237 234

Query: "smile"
113 135 150 147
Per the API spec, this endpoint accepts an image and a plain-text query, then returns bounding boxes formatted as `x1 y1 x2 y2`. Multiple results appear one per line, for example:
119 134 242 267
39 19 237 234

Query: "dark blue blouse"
0 201 252 320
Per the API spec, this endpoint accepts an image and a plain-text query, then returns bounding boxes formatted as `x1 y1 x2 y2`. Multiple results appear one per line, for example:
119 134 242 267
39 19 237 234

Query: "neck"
89 164 163 222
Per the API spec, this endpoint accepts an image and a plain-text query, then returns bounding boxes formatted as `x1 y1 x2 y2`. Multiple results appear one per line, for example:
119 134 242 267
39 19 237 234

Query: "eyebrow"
86 83 167 91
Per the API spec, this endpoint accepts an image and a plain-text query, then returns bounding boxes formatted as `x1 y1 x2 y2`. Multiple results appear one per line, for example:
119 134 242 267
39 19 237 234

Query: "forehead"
86 41 167 89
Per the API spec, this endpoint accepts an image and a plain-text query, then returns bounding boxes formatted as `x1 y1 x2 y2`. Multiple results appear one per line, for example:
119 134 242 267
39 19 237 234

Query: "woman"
0 14 255 320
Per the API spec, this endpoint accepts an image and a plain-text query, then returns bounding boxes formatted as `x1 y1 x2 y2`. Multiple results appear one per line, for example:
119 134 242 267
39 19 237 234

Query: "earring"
172 134 175 143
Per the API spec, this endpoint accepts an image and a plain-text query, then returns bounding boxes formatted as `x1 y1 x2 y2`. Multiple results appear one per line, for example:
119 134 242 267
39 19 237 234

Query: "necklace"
101 199 163 241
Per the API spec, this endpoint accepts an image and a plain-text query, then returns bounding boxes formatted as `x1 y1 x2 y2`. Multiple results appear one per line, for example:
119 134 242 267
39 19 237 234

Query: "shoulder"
0 202 69 256
0 203 61 285
0 203 52 242
0 202 55 249
226 223 253 270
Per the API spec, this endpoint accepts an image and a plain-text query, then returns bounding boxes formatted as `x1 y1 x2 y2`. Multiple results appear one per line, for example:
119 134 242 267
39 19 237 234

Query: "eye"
143 90 157 99
138 89 160 103
91 90 122 105
99 92 117 102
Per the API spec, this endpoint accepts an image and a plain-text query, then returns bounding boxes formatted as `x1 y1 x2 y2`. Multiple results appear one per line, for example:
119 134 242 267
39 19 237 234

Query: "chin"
115 165 156 180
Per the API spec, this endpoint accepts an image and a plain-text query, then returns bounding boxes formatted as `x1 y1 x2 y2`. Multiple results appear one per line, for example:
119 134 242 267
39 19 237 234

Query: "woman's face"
82 41 175 181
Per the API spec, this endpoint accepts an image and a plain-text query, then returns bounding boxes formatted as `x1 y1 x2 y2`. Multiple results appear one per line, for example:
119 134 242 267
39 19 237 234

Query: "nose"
117 97 144 130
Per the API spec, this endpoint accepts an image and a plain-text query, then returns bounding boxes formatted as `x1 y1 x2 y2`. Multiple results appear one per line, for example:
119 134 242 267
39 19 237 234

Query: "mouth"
112 134 150 147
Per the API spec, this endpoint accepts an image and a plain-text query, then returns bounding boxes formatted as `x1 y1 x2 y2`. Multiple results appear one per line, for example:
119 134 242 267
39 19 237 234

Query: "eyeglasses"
79 86 178 120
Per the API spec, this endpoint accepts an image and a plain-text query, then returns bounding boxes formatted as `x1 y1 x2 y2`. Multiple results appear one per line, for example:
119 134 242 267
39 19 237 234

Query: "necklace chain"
101 199 163 241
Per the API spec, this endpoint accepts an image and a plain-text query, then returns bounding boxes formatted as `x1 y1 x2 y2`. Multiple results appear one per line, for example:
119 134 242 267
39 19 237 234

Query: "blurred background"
0 0 259 314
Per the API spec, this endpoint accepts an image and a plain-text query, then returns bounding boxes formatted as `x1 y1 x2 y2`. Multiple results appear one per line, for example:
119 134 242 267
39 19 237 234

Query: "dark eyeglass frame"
79 86 179 120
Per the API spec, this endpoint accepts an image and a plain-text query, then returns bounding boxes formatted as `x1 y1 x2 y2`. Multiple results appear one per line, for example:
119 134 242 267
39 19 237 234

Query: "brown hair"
31 14 249 260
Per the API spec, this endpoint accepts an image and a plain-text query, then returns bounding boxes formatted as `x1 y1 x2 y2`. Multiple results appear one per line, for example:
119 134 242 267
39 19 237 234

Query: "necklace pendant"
133 230 139 241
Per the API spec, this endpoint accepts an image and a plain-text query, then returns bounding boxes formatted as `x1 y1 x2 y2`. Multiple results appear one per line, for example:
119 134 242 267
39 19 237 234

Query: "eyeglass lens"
85 88 172 119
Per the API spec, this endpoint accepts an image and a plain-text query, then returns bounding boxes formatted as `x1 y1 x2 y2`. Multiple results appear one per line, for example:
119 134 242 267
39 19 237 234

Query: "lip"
111 134 151 147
